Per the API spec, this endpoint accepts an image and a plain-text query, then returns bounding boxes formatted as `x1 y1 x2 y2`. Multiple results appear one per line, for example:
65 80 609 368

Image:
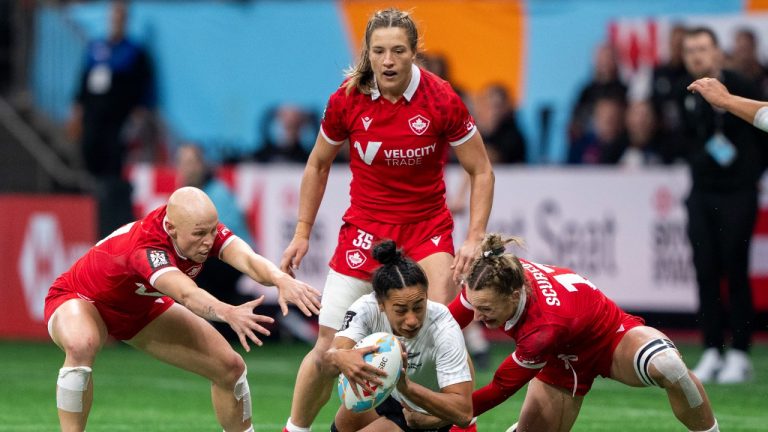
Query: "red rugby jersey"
51 205 235 314
321 65 476 224
505 259 624 368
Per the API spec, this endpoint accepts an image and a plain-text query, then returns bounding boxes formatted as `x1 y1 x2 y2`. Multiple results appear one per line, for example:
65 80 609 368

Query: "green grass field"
1 340 766 431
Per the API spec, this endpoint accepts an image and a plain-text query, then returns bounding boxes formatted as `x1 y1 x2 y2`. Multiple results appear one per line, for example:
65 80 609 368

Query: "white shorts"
318 269 372 330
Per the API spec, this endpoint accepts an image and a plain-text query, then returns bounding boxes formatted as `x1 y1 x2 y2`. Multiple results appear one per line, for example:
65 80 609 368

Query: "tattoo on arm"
204 306 218 321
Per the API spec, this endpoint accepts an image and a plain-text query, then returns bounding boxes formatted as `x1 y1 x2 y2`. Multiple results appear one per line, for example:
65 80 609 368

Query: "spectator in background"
676 27 766 384
253 105 313 163
176 144 259 341
476 84 527 164
419 52 467 101
67 0 155 238
726 28 768 98
615 100 679 168
568 43 627 146
567 96 625 164
651 24 688 135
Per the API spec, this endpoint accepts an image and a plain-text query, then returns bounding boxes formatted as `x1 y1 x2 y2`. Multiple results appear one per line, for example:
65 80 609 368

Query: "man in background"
677 27 766 384
68 0 155 238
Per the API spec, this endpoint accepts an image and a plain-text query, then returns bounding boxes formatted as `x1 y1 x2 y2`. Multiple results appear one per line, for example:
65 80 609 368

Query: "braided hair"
465 233 527 297
371 239 428 301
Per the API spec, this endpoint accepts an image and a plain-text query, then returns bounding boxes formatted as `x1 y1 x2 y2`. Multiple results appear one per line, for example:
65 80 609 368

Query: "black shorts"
375 396 451 432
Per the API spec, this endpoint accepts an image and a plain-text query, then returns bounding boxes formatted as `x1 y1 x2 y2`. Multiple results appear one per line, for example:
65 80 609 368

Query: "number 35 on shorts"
352 229 373 250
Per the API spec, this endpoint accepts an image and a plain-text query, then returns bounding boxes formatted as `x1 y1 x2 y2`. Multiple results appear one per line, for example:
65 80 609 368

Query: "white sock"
286 418 312 432
690 419 718 432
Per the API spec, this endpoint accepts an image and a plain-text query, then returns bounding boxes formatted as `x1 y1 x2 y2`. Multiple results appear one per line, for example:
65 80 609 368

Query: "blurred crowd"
108 24 768 174
567 25 767 167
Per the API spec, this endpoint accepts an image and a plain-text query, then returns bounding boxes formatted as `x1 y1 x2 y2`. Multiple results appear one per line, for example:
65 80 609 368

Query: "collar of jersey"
162 215 189 260
504 288 527 331
371 63 421 102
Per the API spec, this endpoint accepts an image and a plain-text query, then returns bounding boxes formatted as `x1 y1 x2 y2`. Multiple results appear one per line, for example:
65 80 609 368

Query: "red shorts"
44 283 175 341
535 313 645 396
328 211 454 280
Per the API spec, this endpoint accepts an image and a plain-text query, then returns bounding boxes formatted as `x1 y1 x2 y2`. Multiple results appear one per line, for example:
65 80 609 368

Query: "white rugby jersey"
336 292 471 413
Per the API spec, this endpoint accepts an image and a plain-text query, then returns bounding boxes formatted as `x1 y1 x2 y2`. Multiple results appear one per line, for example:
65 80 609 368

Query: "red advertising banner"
0 196 95 340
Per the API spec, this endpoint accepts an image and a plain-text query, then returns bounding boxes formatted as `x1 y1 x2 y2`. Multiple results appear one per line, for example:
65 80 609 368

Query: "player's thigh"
359 416 403 432
318 269 372 330
334 406 382 432
49 298 108 364
127 303 242 383
418 252 457 304
610 326 671 386
518 378 582 432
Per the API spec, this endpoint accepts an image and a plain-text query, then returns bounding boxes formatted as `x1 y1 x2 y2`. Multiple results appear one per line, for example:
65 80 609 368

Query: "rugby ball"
337 332 403 412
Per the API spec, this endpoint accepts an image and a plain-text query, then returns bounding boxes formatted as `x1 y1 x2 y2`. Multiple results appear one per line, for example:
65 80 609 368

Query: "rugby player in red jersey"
447 234 719 432
45 187 321 432
279 8 494 432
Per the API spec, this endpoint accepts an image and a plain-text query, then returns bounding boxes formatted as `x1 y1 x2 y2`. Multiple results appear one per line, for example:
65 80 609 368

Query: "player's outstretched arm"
688 77 768 132
472 354 539 416
154 269 274 351
280 133 341 276
221 237 321 317
452 132 494 281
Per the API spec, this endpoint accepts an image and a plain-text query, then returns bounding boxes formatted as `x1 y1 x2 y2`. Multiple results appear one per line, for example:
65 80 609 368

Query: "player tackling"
44 187 321 432
449 234 720 432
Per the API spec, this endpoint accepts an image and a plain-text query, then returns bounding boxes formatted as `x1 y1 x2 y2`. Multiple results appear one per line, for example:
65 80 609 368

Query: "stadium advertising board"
0 196 95 340
129 165 713 313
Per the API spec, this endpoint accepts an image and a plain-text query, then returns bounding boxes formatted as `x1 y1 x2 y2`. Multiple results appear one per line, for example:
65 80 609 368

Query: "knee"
643 349 705 409
311 333 335 374
61 335 101 365
216 351 246 388
647 350 687 388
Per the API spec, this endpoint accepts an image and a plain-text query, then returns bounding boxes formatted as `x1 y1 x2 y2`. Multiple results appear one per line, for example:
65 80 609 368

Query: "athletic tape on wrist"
753 106 768 132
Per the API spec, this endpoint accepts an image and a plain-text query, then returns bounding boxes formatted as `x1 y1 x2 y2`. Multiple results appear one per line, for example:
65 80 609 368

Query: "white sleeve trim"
459 292 474 310
449 126 477 147
512 352 547 369
754 106 768 132
217 235 239 260
320 126 345 145
149 266 182 287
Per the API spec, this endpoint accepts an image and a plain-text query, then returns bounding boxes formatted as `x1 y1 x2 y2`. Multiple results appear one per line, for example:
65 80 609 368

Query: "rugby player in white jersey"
322 240 473 432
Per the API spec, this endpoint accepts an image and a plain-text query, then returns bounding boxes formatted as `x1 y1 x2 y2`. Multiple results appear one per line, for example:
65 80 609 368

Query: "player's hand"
401 400 445 429
396 340 411 394
451 236 482 283
225 295 275 352
273 273 321 316
687 77 731 109
336 345 388 399
279 236 310 277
